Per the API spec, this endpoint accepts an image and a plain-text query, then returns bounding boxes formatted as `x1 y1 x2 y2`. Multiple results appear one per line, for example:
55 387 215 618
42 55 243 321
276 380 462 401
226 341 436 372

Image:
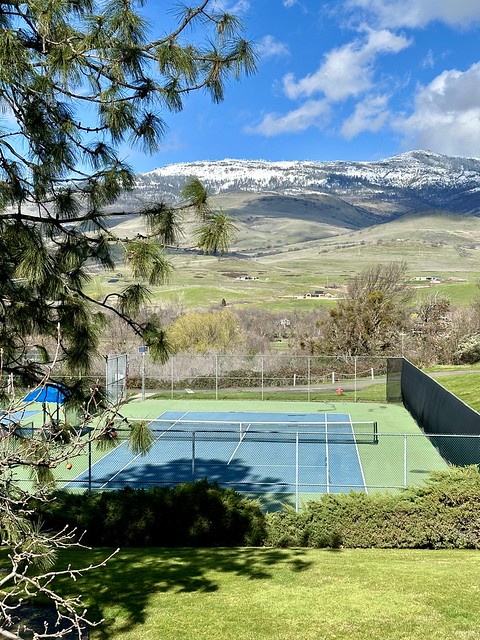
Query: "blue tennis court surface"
65 411 369 499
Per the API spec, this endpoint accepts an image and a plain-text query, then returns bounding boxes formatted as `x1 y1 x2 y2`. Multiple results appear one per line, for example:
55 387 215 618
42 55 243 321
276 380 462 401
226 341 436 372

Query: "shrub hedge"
32 468 480 549
265 466 480 549
33 480 266 547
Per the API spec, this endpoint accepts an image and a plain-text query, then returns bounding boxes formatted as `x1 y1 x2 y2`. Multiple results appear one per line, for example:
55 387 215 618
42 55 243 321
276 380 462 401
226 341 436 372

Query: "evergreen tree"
0 2 255 637
318 262 411 356
0 0 256 399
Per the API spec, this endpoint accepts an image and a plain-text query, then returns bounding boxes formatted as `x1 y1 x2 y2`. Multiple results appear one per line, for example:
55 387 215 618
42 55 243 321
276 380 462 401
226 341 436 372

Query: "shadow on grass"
54 546 313 638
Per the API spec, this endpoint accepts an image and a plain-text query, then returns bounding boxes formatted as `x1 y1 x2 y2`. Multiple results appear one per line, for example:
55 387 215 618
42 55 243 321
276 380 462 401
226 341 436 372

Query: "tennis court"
64 410 379 504
5 394 450 509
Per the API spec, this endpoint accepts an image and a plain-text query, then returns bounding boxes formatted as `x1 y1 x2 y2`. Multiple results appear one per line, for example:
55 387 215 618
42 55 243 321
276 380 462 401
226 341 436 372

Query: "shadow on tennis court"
86 458 294 511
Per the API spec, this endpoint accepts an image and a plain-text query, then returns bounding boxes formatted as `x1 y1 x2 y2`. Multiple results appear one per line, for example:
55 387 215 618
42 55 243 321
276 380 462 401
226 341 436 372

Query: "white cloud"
282 29 411 102
283 0 298 6
245 99 331 136
247 28 411 138
394 62 480 156
347 0 480 29
421 50 435 69
258 35 289 59
341 94 390 139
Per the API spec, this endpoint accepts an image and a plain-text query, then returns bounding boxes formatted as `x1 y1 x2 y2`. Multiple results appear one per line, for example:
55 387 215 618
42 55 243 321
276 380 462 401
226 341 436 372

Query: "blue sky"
128 0 480 172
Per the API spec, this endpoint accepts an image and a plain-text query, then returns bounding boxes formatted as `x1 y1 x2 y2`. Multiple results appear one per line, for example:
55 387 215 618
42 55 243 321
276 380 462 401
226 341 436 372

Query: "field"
34 546 480 640
86 208 480 311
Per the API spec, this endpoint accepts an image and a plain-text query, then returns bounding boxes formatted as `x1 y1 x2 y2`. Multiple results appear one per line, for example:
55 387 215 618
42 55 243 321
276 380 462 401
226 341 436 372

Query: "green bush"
33 479 266 547
265 467 480 549
32 468 480 549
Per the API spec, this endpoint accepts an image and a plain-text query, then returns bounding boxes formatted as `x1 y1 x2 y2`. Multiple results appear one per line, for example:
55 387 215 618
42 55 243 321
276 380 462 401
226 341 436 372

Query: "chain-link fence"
41 424 470 510
126 353 390 402
2 354 391 403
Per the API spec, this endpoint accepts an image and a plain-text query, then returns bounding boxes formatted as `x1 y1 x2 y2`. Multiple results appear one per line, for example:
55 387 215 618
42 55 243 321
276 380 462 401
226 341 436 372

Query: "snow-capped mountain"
127 150 480 217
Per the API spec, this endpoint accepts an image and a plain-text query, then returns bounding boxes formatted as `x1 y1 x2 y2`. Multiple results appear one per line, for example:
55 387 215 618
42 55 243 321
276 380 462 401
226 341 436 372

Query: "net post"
374 421 378 444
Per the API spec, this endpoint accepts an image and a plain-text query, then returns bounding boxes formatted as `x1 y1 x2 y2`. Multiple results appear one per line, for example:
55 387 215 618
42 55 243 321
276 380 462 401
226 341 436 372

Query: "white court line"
149 411 191 438
327 416 368 494
227 423 251 465
349 416 368 494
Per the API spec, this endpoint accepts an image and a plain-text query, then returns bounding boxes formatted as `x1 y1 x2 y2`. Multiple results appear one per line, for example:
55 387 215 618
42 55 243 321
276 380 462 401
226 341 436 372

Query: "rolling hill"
110 150 480 257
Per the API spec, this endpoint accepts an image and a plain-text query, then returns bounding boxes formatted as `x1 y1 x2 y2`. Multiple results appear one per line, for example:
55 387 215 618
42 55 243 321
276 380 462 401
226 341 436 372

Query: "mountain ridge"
128 150 480 219
106 151 480 255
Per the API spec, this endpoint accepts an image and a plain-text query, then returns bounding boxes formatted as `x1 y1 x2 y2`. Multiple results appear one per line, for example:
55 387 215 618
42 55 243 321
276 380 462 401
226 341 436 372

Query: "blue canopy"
23 383 69 405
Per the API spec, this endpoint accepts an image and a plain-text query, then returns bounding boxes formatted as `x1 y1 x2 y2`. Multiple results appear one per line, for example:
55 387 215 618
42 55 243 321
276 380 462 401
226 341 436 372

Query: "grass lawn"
430 370 480 413
46 547 480 640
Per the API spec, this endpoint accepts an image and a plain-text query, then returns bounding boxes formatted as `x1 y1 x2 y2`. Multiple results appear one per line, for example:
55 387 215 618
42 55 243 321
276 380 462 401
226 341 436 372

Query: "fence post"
354 356 358 403
192 431 196 482
261 356 264 401
170 357 174 400
307 356 311 402
88 439 92 493
325 424 330 494
215 355 218 401
404 434 408 487
295 431 299 513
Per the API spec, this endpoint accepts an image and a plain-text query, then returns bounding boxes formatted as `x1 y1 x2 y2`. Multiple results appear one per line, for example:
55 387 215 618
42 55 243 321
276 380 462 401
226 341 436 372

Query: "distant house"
414 276 441 283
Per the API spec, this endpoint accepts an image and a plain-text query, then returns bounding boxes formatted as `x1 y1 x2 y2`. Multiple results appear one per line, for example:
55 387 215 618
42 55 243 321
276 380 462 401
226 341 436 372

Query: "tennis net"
128 418 379 445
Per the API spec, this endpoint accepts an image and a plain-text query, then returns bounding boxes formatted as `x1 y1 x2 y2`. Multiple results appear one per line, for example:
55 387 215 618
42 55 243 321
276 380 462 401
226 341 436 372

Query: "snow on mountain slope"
137 151 480 204
129 151 480 216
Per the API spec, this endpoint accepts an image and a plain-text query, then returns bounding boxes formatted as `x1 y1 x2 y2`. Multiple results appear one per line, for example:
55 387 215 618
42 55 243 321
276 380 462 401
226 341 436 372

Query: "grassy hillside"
430 370 480 413
88 200 480 311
